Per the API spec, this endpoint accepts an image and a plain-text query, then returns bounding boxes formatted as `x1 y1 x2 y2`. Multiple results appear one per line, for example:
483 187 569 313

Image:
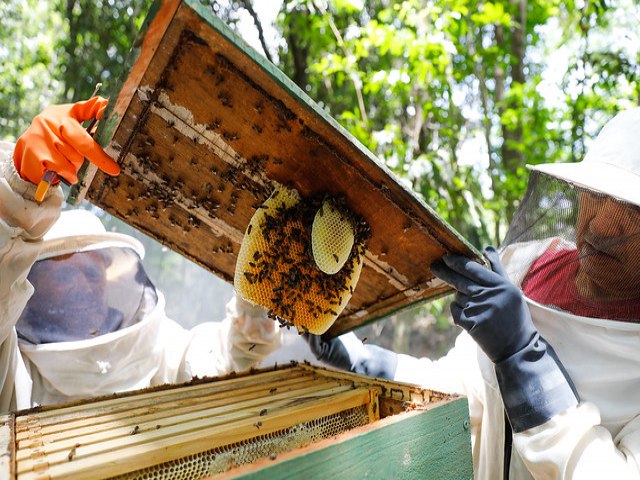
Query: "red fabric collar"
521 248 640 321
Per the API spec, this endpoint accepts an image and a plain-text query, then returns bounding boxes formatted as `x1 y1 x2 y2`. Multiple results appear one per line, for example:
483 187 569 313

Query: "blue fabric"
432 247 578 432
305 333 398 380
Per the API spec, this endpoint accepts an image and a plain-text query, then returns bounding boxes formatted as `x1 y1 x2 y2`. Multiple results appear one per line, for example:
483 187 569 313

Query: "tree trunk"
286 29 309 89
497 0 527 226
64 0 79 101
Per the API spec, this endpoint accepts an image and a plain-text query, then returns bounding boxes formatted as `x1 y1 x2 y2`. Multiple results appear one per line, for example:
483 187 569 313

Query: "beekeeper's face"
575 191 640 301
16 251 112 343
29 251 109 322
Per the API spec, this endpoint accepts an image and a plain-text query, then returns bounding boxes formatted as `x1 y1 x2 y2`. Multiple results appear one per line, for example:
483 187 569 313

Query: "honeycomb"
112 405 372 479
312 200 355 275
234 186 369 334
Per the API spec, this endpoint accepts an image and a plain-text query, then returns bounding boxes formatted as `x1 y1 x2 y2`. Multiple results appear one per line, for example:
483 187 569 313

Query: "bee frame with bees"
77 0 482 337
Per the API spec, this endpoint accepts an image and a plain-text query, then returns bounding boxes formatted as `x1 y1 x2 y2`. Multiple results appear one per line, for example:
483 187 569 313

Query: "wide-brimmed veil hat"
528 107 640 207
39 209 144 261
19 210 153 344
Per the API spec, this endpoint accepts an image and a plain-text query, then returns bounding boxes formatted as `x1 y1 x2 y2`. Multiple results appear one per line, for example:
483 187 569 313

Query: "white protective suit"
392 106 640 479
0 141 281 412
393 238 640 479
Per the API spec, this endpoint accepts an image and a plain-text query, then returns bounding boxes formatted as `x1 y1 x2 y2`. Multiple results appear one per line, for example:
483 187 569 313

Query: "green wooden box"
5 364 472 479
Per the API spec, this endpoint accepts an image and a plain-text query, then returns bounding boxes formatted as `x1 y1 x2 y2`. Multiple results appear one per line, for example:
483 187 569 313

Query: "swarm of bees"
234 186 370 334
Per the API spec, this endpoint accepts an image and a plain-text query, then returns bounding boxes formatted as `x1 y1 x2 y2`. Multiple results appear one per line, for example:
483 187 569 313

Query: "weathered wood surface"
0 415 14 480
85 0 481 336
9 365 471 480
220 397 473 480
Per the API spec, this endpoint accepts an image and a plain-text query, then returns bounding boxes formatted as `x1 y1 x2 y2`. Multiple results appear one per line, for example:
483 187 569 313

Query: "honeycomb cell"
112 405 371 479
312 200 355 275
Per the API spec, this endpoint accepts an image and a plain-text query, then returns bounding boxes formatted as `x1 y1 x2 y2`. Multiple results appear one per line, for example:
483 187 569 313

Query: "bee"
67 444 80 461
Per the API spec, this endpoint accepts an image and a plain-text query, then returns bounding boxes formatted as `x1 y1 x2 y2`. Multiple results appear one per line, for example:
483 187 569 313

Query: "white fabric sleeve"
0 142 63 411
0 143 63 342
0 145 63 342
393 330 479 396
514 402 640 479
182 295 281 378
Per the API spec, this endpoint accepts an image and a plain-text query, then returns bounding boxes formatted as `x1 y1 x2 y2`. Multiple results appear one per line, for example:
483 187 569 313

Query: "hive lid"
76 0 481 337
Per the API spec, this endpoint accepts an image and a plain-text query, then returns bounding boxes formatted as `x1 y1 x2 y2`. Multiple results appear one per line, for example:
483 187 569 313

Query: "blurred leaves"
1 0 639 356
276 0 640 249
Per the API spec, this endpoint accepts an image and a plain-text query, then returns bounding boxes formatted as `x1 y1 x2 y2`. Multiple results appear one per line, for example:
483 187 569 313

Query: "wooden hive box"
74 0 482 337
4 364 472 479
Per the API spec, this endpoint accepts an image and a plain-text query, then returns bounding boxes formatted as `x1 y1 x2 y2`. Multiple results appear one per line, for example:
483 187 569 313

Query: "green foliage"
0 1 63 139
55 0 154 101
2 0 639 356
0 0 153 139
276 0 639 248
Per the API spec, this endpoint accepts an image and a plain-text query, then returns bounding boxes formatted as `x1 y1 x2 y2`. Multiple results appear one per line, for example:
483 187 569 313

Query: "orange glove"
13 96 120 186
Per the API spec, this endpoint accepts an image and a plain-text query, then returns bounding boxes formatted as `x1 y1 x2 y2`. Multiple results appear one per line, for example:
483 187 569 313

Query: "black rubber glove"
304 332 398 380
431 246 578 432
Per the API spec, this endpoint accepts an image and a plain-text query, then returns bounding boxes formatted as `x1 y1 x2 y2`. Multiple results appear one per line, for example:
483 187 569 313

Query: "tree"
276 0 639 246
0 1 63 140
1 0 638 357
274 0 639 356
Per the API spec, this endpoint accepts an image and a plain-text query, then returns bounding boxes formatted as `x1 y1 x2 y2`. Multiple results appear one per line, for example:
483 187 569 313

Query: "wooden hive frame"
76 0 481 336
5 364 472 479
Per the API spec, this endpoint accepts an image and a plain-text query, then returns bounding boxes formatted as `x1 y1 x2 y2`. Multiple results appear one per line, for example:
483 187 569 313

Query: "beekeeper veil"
501 107 640 321
16 210 158 344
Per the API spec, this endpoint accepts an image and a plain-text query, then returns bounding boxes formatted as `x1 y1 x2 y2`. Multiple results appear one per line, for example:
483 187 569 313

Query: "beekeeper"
0 97 280 412
308 107 640 479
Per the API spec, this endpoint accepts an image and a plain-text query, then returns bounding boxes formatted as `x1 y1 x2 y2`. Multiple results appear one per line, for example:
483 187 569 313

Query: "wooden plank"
296 363 450 407
68 0 183 204
16 380 347 460
16 367 313 426
16 374 322 440
18 388 373 480
84 0 482 337
0 415 14 480
222 397 472 480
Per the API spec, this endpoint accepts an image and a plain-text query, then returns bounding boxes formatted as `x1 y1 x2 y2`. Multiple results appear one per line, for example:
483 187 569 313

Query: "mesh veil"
500 171 640 322
16 247 158 344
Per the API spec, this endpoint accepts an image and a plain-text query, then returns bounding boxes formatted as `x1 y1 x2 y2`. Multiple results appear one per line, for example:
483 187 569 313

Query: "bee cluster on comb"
234 186 370 334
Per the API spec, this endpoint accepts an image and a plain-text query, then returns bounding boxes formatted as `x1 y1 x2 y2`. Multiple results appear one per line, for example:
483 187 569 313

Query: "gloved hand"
304 332 398 380
431 246 578 432
431 246 537 363
13 96 120 185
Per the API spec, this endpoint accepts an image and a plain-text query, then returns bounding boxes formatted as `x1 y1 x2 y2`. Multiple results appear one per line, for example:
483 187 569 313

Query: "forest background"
2 0 639 358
